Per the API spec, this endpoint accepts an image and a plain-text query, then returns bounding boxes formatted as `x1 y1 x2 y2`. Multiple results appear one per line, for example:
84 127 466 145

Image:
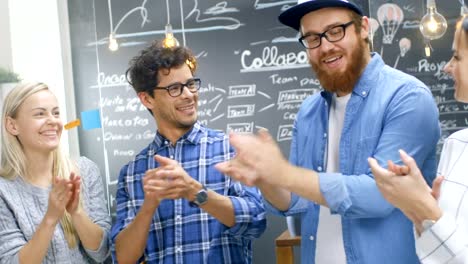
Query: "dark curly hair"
126 40 197 97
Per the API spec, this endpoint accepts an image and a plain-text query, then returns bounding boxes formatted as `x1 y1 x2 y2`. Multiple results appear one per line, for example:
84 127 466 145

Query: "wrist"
69 206 82 218
416 198 442 223
188 184 208 207
69 207 85 221
413 197 442 234
141 199 160 213
43 213 60 227
186 180 203 202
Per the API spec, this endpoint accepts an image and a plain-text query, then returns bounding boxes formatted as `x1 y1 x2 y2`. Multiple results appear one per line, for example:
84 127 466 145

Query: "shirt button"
317 166 322 172
309 236 314 240
170 155 174 159
323 133 327 138
362 91 367 96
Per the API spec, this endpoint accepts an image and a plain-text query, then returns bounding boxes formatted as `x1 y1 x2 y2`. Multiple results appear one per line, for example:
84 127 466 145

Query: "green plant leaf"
0 67 21 83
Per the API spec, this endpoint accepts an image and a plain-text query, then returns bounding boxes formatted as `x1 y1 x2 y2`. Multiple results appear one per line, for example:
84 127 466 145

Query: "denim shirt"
265 53 441 264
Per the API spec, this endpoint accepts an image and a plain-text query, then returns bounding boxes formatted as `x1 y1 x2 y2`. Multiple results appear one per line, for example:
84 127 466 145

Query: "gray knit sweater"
0 157 111 263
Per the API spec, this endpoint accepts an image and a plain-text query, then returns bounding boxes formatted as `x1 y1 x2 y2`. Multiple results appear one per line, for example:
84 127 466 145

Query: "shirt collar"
152 121 205 149
351 52 384 98
320 52 384 100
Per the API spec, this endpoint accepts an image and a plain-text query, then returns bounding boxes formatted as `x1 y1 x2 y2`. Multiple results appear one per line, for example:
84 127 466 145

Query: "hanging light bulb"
108 33 119 51
162 24 179 48
419 0 447 40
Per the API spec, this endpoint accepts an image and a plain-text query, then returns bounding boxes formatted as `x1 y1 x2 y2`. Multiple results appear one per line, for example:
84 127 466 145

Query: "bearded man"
216 0 441 263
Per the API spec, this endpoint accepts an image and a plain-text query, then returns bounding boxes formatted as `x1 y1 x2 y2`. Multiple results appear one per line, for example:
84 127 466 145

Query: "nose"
318 36 335 53
180 85 196 99
443 59 453 75
46 113 61 125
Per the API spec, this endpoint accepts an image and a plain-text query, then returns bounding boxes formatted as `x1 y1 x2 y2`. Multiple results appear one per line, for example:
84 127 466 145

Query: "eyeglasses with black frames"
298 21 354 49
153 78 202 97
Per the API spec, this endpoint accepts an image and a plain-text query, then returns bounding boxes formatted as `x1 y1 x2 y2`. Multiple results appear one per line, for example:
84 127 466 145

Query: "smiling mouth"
323 55 342 64
41 131 58 136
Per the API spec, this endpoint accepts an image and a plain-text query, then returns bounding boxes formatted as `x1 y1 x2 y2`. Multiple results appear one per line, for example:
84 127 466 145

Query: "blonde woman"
369 16 468 263
0 83 110 263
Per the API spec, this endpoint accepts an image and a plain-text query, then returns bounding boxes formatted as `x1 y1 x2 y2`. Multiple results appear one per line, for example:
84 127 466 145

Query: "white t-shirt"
316 93 350 264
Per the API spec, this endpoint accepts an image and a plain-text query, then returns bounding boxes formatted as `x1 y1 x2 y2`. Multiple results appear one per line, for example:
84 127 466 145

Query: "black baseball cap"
279 0 363 31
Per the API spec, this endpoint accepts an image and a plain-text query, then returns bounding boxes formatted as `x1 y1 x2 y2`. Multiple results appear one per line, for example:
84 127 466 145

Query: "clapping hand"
66 172 82 215
215 129 288 187
368 149 442 227
143 155 198 202
46 177 73 223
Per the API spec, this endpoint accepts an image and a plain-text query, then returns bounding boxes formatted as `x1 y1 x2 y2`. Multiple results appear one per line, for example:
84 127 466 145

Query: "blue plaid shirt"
110 122 266 264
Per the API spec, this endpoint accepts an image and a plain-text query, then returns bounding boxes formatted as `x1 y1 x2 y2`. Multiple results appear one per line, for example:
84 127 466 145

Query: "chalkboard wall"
68 1 461 263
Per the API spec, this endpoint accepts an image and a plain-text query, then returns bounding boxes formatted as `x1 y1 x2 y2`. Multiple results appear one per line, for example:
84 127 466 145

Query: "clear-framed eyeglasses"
153 78 201 97
298 21 354 49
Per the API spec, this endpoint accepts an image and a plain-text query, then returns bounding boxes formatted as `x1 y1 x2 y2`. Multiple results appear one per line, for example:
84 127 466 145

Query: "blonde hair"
0 82 78 248
455 15 468 50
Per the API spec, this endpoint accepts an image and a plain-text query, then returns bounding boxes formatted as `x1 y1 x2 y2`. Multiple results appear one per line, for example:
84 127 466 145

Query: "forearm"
283 164 327 206
71 210 103 251
257 182 291 211
115 201 158 264
18 216 57 264
200 191 235 227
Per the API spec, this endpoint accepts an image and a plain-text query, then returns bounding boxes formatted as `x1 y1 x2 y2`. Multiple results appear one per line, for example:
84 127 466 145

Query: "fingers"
53 178 73 198
229 132 255 151
399 149 419 173
215 161 230 174
154 155 176 167
387 160 410 175
368 157 396 191
215 160 257 186
51 177 73 212
257 129 273 143
368 157 385 177
431 175 444 200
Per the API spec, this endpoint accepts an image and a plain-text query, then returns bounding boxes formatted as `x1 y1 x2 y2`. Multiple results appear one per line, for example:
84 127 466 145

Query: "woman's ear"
5 116 19 136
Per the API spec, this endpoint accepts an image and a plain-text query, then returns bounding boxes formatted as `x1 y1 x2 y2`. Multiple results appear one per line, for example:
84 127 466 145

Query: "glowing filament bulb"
108 33 119 51
162 24 179 48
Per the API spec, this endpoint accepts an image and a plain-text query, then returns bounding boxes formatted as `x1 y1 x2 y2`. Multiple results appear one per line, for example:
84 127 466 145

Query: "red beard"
311 39 368 94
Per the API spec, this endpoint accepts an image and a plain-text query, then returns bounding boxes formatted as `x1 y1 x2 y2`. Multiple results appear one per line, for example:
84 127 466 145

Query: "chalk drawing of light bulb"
399 38 411 57
394 37 412 68
377 3 404 45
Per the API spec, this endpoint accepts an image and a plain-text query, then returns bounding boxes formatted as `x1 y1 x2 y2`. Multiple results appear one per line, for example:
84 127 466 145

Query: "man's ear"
360 16 370 40
5 116 19 136
138 92 154 109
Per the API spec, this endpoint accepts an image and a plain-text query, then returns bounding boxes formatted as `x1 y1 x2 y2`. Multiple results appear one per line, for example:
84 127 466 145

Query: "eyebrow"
160 77 195 87
31 107 60 111
302 22 347 36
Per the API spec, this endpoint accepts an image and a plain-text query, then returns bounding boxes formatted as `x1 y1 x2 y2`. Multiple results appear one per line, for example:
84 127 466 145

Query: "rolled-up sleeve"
225 183 266 238
320 85 440 218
